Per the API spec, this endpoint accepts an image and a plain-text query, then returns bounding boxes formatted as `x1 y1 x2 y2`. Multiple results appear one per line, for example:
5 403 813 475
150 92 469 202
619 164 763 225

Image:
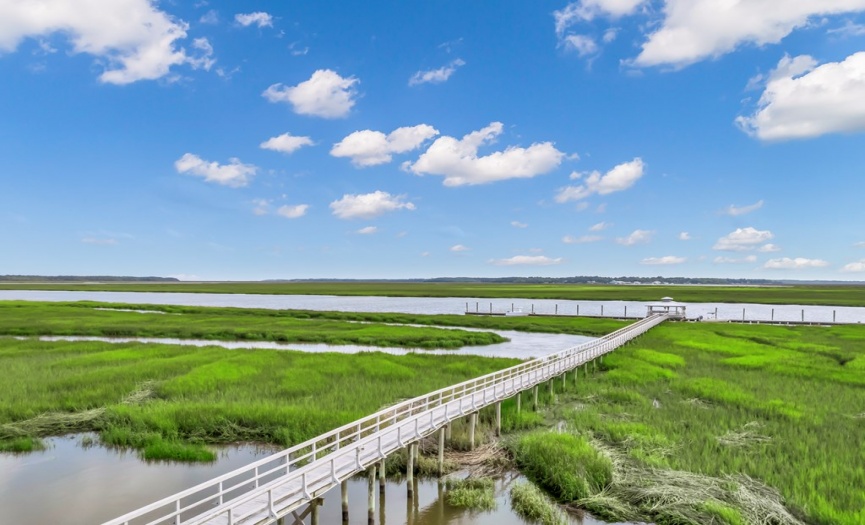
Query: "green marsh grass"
559 322 865 525
444 477 496 511
509 481 568 525
0 337 517 460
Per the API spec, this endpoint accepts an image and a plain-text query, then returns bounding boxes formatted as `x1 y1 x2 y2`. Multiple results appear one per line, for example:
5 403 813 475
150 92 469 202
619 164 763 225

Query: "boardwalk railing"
104 314 668 525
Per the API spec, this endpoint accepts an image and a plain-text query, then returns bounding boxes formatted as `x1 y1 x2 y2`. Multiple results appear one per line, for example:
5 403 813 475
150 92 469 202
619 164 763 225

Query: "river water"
0 435 631 525
2 289 864 323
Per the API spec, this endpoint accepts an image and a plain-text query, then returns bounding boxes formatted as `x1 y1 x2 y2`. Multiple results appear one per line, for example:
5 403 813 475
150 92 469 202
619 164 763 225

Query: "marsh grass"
444 477 496 511
563 322 865 525
0 301 509 348
509 481 568 525
0 337 517 461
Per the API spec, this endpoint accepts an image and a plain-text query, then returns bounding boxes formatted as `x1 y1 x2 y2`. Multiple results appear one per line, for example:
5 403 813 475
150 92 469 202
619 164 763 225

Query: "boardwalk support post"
516 391 522 413
495 402 502 436
379 459 386 494
368 466 376 525
311 498 320 525
469 413 477 450
407 444 415 498
438 427 445 476
341 480 349 524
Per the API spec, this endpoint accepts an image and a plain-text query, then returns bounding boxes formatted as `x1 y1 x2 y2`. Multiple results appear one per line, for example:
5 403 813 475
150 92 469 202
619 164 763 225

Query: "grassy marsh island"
2 281 865 306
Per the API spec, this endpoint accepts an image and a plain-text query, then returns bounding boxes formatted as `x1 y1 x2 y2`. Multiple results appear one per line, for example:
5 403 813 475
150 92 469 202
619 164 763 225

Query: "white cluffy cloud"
404 122 564 186
563 234 603 244
260 133 314 154
724 199 764 216
329 191 415 220
276 204 308 219
641 256 685 265
758 243 782 253
175 153 257 187
590 221 611 231
357 226 378 235
409 59 466 86
633 1 865 69
235 12 273 28
331 125 439 167
450 244 470 252
511 221 528 228
764 257 829 269
263 70 359 119
616 229 654 246
678 231 691 241
490 255 564 266
0 0 215 84
556 158 644 203
737 53 865 140
714 255 758 264
713 227 774 251
555 1 646 31
841 259 865 272
563 35 598 57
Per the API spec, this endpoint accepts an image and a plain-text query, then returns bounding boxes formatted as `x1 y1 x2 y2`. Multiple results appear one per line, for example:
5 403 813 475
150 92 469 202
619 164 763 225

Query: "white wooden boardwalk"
103 314 668 525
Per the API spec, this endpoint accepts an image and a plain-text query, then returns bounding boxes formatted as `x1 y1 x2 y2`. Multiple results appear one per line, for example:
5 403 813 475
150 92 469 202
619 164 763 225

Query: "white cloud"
252 199 270 216
200 10 219 25
713 227 774 251
450 244 470 252
678 231 691 241
405 122 564 186
633 1 865 69
331 125 439 167
490 255 564 266
855 241 865 248
555 0 646 32
276 204 309 219
616 229 654 246
758 243 782 253
329 191 415 220
737 52 865 140
841 259 865 272
724 199 764 216
175 153 257 187
764 257 829 269
556 158 645 203
829 20 865 36
714 255 758 264
641 255 685 265
603 28 619 43
589 221 611 231
563 234 603 244
357 226 378 235
511 221 528 228
235 12 273 28
263 69 359 119
409 58 465 86
81 237 118 245
563 35 598 56
0 0 204 84
260 133 314 155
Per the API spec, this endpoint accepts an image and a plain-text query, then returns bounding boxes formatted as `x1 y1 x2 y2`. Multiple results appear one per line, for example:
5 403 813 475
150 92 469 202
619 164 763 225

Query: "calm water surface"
2 290 863 323
0 435 638 525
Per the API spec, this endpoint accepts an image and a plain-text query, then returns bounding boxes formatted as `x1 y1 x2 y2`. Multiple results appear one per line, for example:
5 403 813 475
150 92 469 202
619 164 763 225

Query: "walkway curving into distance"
103 314 669 525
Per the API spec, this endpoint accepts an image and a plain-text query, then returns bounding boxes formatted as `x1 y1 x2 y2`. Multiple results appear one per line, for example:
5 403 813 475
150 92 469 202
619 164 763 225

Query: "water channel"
2 289 864 323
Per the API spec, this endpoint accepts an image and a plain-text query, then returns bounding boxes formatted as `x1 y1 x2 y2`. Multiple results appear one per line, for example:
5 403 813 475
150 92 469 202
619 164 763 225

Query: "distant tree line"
0 275 179 282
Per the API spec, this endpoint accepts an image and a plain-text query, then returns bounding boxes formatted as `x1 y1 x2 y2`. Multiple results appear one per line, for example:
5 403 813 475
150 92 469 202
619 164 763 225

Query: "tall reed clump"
444 477 496 511
509 431 612 502
509 481 568 525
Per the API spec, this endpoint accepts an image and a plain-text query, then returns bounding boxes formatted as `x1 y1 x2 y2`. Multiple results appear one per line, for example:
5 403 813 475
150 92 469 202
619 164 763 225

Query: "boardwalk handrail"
103 314 667 525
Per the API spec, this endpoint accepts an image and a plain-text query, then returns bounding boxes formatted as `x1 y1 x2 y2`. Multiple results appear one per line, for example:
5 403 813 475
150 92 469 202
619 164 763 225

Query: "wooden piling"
341 480 349 524
311 499 320 525
368 466 376 525
445 423 452 441
379 459 386 494
438 428 445 476
406 444 414 498
469 413 477 450
516 391 521 413
495 402 501 436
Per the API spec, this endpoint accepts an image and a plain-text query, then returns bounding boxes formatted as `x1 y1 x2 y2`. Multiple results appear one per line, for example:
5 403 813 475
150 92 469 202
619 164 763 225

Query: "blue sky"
2 1 865 280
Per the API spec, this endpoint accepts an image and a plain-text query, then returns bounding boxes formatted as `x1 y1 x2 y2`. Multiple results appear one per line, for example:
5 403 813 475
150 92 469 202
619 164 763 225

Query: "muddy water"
0 435 636 525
